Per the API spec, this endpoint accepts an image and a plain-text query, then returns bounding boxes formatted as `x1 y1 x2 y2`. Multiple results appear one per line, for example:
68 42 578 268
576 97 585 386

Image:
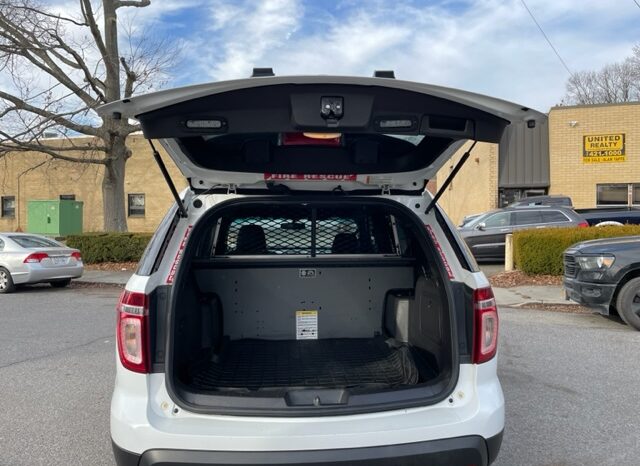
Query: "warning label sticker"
296 310 318 340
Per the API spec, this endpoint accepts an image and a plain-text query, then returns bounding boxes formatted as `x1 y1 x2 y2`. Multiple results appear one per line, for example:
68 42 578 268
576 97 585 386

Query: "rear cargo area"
168 200 455 412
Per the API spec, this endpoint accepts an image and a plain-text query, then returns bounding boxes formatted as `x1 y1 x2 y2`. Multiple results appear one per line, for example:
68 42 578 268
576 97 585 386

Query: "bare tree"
0 0 176 231
562 46 640 105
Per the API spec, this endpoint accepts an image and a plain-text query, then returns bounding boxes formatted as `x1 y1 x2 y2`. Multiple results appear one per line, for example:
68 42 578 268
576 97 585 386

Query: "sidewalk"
75 269 132 285
75 269 571 307
493 285 574 307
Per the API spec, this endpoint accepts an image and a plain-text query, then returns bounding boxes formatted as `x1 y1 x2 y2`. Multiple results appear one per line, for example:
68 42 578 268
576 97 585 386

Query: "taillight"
472 287 499 364
23 252 49 263
116 290 149 373
71 251 82 261
577 221 589 228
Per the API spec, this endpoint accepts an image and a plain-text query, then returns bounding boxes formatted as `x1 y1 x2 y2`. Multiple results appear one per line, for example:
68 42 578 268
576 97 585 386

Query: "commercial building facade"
548 102 640 209
437 102 639 225
0 136 185 233
0 101 638 233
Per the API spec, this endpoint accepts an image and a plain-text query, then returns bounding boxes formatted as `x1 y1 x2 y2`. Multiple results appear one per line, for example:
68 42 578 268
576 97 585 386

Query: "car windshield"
9 235 61 248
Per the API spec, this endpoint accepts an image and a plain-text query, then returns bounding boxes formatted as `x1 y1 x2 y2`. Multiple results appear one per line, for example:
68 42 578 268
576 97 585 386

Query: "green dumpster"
27 200 83 236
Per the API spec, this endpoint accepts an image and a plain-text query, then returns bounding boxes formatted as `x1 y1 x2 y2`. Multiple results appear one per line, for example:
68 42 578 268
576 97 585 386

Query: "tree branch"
0 13 101 108
80 0 110 71
120 56 136 98
12 5 87 27
0 138 107 165
0 90 99 136
115 1 151 8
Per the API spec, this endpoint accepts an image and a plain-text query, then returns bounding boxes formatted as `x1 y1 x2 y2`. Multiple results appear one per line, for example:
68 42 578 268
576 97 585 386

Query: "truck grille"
564 254 577 278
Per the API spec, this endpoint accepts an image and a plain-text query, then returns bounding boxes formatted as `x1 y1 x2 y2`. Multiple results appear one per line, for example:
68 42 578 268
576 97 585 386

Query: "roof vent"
251 67 275 77
373 70 395 79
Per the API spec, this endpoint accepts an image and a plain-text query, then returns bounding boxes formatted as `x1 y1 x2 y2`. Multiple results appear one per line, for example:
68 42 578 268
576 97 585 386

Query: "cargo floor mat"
188 338 430 391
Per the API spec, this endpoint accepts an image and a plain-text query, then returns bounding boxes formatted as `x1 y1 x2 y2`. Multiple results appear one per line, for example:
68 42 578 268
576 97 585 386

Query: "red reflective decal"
166 225 193 284
425 224 454 279
264 173 357 181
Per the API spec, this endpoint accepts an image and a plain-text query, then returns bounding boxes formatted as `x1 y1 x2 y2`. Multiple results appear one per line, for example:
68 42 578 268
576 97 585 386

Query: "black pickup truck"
564 236 640 331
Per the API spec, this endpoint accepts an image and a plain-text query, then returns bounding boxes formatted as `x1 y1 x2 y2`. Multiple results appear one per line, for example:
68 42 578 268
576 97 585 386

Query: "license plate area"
52 257 68 265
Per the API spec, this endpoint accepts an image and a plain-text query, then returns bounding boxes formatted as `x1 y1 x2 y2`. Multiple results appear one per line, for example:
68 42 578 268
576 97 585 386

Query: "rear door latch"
320 96 343 121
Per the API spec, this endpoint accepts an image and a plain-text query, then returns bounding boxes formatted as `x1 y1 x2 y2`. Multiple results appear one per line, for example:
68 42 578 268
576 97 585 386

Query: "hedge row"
65 233 152 264
513 225 640 275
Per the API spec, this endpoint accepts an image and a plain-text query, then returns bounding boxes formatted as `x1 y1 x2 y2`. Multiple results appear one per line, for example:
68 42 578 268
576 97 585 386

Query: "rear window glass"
513 210 542 225
541 211 570 223
10 235 60 248
209 205 399 257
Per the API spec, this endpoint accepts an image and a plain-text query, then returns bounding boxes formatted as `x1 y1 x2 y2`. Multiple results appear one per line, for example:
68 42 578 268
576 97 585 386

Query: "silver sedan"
0 233 83 293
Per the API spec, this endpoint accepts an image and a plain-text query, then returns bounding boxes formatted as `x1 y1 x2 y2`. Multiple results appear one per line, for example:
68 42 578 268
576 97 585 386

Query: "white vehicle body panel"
111 361 503 454
111 192 503 455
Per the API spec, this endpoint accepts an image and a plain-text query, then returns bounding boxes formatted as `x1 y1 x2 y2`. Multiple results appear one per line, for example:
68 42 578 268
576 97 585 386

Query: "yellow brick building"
548 102 640 208
0 136 186 233
434 141 499 226
433 102 640 224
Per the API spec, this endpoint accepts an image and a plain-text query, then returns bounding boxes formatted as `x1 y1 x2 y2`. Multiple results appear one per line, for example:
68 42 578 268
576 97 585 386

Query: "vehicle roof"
0 232 49 237
501 205 574 211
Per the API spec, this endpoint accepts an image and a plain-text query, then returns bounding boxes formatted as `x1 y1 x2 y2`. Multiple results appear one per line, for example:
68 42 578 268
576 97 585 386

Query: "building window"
128 193 145 217
596 184 629 206
1 196 15 218
633 184 640 206
59 194 76 200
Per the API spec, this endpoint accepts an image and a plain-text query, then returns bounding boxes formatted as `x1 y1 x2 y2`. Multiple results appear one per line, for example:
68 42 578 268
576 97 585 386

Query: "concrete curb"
493 285 578 307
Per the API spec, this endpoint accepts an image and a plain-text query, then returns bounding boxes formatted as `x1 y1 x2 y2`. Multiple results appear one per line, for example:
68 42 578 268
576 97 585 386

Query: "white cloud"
4 0 639 113
184 0 640 110
199 0 303 80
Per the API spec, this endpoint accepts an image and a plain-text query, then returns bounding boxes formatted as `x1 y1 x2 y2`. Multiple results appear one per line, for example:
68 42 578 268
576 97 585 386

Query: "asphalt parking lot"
1 286 639 466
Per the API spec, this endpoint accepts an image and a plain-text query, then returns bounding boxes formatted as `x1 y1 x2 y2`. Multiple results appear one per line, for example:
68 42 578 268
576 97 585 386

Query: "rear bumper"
563 277 616 313
11 263 83 285
113 431 503 466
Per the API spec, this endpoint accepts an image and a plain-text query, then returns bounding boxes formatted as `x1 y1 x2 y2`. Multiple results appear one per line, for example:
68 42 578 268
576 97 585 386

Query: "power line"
633 0 640 9
519 0 573 77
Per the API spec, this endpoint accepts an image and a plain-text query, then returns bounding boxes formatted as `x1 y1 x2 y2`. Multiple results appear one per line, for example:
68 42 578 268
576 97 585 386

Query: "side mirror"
476 222 486 231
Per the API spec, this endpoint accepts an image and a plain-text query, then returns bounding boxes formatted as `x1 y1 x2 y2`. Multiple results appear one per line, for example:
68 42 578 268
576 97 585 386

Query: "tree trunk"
102 135 129 232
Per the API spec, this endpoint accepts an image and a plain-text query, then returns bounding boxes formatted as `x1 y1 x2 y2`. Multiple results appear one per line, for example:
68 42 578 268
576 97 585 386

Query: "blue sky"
51 0 640 111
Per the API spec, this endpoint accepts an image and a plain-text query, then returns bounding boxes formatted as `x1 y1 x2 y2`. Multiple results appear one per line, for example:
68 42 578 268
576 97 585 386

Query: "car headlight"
576 255 615 270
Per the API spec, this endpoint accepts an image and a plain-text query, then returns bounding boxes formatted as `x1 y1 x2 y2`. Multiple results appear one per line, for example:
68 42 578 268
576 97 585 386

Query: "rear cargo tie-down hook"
425 140 477 214
147 139 189 218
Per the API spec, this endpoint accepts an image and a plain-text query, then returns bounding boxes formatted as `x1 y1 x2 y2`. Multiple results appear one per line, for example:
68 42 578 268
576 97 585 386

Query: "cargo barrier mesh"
217 205 397 256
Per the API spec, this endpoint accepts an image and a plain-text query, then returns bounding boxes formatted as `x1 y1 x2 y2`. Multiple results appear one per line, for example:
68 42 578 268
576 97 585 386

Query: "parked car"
509 194 573 208
573 207 640 226
97 74 541 466
459 206 587 261
564 236 640 331
0 233 83 293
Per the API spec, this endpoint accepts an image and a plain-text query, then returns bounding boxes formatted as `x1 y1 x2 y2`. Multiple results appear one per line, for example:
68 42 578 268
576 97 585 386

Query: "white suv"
101 74 541 465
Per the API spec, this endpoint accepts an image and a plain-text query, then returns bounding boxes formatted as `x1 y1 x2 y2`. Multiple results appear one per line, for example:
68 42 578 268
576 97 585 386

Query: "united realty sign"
583 134 625 163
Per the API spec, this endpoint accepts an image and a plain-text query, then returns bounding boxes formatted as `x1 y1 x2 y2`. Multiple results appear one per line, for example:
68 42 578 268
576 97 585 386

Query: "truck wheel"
615 277 640 330
0 267 15 294
595 221 623 227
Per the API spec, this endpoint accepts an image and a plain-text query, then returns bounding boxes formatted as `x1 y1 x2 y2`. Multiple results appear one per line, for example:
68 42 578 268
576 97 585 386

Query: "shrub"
65 232 152 264
513 225 640 275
